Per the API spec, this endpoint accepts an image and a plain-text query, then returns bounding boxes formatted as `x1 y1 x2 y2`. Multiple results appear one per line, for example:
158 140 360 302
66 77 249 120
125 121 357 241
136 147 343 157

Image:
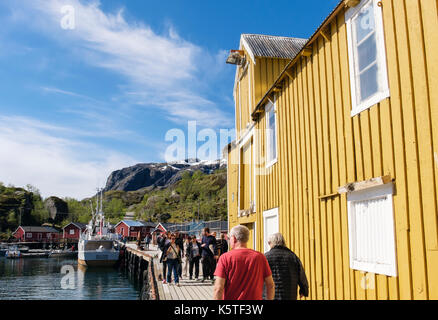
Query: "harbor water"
0 256 141 300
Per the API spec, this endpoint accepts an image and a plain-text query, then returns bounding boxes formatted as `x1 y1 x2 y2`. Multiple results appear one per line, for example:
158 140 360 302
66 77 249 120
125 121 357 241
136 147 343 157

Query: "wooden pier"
121 243 213 300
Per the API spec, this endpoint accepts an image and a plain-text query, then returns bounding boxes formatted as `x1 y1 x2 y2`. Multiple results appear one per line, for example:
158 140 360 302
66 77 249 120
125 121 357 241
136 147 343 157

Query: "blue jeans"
166 258 179 284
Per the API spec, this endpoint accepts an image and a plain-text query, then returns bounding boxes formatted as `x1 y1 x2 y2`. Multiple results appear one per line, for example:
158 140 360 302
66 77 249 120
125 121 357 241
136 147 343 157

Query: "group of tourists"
157 224 308 300
213 225 309 300
157 227 228 287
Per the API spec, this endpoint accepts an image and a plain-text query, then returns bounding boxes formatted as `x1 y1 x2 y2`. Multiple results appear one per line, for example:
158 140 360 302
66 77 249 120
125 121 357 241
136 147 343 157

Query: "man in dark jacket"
201 227 218 283
265 233 309 300
158 232 170 283
175 231 184 278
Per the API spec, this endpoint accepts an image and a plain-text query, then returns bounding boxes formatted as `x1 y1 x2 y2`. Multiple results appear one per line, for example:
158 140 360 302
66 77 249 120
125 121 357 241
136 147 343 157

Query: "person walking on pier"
145 233 151 250
188 236 202 280
201 227 218 283
265 233 309 300
213 225 275 300
217 233 228 257
182 236 191 278
158 232 170 284
164 233 182 286
174 231 184 278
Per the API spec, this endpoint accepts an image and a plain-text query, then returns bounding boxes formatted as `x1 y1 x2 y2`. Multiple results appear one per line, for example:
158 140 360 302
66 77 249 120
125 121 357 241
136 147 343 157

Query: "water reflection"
0 257 139 300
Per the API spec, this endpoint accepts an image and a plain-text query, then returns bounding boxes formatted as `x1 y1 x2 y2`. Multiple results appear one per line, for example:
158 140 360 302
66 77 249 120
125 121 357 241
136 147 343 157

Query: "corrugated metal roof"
242 34 308 59
20 226 60 233
120 220 146 227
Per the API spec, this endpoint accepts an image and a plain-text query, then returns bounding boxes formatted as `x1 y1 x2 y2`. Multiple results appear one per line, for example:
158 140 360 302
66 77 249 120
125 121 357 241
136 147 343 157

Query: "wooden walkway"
154 256 214 300
123 242 213 300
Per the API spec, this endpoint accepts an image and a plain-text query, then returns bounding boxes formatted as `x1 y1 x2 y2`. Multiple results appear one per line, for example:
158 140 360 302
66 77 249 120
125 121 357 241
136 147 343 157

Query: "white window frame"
265 98 278 168
238 130 254 215
347 183 397 277
263 207 279 253
248 66 252 121
346 0 390 116
69 229 75 235
26 233 32 238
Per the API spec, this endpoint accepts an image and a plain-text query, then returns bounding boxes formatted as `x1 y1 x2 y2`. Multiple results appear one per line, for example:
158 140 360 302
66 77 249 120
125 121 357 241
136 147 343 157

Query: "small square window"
347 183 397 276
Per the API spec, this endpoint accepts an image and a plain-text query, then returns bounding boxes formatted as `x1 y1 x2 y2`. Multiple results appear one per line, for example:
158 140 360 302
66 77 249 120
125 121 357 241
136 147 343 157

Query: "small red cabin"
115 220 155 240
62 222 87 240
13 226 61 242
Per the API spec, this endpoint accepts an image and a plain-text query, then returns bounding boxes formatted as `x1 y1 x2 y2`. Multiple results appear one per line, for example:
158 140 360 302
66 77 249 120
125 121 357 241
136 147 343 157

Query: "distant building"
62 222 87 240
114 220 155 240
13 226 61 242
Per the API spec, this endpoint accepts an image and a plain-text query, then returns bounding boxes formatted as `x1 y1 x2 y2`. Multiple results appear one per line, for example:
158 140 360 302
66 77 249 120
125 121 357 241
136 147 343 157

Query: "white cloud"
0 116 137 199
13 0 232 127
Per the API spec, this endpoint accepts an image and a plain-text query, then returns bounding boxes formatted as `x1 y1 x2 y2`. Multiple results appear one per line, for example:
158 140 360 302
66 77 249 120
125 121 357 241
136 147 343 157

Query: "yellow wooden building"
225 0 438 300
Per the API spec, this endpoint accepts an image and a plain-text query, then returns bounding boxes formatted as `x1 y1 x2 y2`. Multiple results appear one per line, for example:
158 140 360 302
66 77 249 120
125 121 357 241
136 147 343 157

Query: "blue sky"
0 0 338 199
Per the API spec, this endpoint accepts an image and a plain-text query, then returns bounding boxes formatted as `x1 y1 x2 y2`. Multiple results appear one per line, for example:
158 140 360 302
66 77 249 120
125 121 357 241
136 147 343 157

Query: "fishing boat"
77 188 120 267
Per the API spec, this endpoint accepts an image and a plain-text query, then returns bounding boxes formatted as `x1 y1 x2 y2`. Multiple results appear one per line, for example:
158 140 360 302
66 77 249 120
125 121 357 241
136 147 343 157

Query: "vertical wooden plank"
337 11 358 300
382 0 412 299
297 58 311 300
405 0 438 299
295 59 304 279
332 13 353 300
419 0 438 299
370 104 389 300
326 20 345 300
303 55 317 300
291 67 300 255
310 43 324 300
315 37 331 300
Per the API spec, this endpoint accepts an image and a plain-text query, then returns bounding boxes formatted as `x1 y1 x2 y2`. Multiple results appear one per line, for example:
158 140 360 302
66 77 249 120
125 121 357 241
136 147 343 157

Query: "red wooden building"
62 222 87 240
13 226 61 242
115 220 155 240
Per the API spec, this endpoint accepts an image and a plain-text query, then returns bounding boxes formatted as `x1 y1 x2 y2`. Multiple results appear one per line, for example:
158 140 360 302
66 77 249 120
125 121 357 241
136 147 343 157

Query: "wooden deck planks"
152 253 213 300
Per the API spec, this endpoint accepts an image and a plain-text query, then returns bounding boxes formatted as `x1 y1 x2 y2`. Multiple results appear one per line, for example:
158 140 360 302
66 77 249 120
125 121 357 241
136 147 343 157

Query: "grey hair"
268 233 285 247
229 225 250 243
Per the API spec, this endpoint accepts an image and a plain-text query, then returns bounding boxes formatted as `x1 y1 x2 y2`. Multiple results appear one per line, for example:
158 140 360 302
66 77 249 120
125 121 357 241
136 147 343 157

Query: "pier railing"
119 244 159 300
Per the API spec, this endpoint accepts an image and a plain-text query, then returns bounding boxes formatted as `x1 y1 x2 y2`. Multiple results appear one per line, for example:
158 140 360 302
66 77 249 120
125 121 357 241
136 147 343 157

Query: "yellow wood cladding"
226 0 438 300
234 53 290 140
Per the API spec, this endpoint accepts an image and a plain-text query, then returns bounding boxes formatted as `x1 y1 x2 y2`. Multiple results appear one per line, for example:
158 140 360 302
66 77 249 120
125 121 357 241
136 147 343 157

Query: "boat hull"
77 258 118 267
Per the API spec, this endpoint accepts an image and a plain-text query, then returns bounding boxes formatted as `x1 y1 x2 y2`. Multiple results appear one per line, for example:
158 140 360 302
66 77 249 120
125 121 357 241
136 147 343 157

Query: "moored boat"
0 244 8 257
5 246 21 259
49 248 78 258
78 188 120 267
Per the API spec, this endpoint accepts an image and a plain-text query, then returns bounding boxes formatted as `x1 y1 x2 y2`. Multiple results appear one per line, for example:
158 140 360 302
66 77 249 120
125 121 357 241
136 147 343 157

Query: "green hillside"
0 168 227 239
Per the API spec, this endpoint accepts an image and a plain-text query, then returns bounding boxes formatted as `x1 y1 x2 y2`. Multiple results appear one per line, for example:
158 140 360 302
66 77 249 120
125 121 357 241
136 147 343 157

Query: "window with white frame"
239 137 253 213
265 99 277 167
69 229 75 235
26 233 32 238
347 183 397 276
263 208 279 253
346 0 390 116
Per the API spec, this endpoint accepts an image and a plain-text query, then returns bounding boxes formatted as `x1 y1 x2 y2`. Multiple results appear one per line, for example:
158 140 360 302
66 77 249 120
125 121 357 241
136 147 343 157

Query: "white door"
263 208 279 253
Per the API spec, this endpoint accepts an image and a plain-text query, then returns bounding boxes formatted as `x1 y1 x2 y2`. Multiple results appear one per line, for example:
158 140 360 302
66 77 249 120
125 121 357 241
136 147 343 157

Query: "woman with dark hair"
164 233 182 286
188 236 202 280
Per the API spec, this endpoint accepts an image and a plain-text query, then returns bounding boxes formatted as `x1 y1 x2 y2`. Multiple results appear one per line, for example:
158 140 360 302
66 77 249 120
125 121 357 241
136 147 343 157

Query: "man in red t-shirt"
213 225 275 300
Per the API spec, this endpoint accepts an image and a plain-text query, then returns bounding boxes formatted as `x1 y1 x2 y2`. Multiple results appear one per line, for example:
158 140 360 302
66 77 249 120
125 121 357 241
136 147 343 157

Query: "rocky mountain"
44 196 68 222
104 158 226 192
